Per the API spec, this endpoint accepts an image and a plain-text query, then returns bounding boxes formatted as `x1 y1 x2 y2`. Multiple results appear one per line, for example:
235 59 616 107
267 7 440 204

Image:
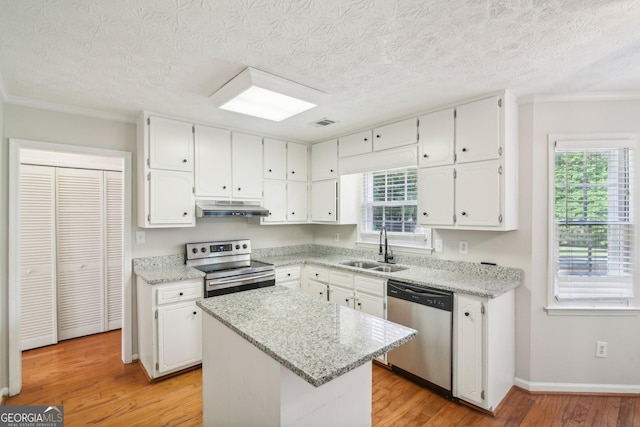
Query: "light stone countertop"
196 285 416 387
134 265 205 284
254 252 521 298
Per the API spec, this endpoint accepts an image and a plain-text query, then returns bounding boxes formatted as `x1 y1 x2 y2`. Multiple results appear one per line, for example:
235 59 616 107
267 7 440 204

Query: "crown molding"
518 91 640 105
3 93 136 123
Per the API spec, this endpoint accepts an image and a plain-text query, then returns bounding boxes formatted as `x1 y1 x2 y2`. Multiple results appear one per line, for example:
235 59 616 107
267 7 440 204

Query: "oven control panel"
185 239 251 260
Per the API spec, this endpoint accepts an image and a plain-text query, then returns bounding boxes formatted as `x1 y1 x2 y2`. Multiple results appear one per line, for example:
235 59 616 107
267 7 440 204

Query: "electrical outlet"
459 240 468 254
435 239 443 253
334 232 340 242
136 231 146 244
596 341 607 358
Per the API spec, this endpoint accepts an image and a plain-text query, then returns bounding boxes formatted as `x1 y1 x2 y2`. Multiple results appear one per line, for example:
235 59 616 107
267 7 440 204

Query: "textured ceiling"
1 0 640 142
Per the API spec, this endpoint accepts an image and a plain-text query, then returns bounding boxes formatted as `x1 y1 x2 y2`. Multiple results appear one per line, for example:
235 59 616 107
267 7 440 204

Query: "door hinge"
481 390 485 400
481 303 485 315
192 125 195 133
499 214 503 223
454 153 457 163
498 165 503 175
147 172 150 181
147 117 150 126
453 109 457 119
498 146 503 157
453 214 457 223
155 362 159 371
147 213 151 222
453 169 457 179
192 186 195 194
147 158 150 167
155 310 158 319
498 97 502 108
383 301 387 310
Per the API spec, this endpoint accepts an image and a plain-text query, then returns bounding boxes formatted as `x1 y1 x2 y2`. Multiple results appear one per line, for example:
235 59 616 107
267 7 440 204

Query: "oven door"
205 270 276 297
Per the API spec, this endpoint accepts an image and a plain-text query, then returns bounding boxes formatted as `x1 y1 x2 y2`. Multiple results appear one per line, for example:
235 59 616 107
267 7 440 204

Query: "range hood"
196 200 270 218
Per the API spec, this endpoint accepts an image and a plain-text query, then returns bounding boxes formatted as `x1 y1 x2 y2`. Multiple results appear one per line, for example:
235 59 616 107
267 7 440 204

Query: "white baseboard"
515 377 640 394
1 387 8 398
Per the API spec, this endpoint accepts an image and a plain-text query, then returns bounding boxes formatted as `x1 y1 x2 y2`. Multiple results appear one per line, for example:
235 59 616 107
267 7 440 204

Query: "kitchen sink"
340 260 380 269
371 265 408 273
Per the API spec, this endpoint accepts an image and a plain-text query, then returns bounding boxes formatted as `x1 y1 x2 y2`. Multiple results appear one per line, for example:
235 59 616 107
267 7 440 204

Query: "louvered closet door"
19 165 57 350
105 171 123 330
56 168 105 340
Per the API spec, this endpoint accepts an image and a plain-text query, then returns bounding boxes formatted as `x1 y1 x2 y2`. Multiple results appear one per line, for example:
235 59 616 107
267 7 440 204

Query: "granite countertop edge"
197 300 416 387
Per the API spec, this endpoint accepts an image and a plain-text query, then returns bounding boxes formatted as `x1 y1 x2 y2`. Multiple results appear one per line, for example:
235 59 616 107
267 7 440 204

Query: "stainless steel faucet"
379 226 394 264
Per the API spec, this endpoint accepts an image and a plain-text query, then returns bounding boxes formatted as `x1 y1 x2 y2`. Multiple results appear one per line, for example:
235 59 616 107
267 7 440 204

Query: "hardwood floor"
5 330 640 426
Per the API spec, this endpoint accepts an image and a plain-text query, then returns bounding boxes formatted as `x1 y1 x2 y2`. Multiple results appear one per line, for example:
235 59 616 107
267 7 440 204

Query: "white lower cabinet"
276 265 302 291
454 291 515 413
307 279 329 300
136 276 203 380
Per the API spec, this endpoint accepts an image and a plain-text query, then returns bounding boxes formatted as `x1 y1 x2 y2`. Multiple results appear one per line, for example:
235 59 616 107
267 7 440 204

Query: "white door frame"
8 138 133 396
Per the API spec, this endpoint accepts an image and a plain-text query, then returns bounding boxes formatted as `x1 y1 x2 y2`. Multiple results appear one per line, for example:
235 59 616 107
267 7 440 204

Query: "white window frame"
546 133 640 315
356 168 433 254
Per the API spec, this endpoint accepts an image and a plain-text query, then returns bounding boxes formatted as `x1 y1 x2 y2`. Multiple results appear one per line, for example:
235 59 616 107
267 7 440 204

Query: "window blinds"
554 140 635 300
361 168 417 234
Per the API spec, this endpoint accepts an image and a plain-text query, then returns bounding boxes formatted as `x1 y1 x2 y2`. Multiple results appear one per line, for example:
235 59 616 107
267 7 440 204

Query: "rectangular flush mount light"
209 67 326 122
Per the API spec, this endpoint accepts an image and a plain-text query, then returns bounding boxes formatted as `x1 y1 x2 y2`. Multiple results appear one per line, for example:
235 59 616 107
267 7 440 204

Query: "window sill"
544 306 640 316
356 240 434 256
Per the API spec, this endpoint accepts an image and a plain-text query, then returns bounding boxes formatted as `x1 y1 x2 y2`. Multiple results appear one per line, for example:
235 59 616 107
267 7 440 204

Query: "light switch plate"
136 231 146 244
435 239 443 253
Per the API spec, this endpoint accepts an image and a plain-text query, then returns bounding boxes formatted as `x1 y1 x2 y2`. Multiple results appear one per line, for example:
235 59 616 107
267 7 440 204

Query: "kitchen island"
197 285 416 427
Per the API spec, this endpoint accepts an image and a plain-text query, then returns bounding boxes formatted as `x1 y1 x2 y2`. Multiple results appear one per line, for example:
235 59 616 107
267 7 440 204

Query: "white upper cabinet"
311 179 337 222
148 116 194 172
231 132 263 199
263 138 287 180
311 139 338 181
418 166 455 226
373 118 418 151
194 125 232 198
455 96 501 164
149 170 195 225
287 181 308 222
262 180 287 223
339 130 373 158
287 142 308 181
418 108 455 168
455 161 501 227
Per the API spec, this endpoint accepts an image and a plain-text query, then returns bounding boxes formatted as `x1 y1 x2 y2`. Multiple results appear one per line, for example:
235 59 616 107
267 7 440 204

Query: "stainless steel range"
185 239 275 297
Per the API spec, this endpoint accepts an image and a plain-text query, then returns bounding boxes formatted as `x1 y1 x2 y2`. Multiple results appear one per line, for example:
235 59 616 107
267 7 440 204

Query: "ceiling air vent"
311 118 337 127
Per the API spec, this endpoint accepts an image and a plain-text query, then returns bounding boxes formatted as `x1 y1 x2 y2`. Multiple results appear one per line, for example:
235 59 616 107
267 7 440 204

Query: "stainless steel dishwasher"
387 280 453 397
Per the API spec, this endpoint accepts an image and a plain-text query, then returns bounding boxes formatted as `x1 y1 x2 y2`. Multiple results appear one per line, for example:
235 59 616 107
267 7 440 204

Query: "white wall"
0 96 7 396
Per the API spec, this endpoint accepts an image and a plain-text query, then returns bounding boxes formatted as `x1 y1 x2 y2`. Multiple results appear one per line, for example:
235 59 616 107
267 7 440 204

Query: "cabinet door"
311 139 338 181
329 286 354 308
373 118 417 151
455 161 501 227
19 165 57 350
262 180 287 222
356 292 385 319
307 280 328 301
311 180 337 222
157 301 202 374
149 170 194 225
419 108 455 168
456 295 484 406
339 130 373 157
148 116 193 171
194 125 232 198
455 96 500 164
263 138 287 180
418 166 455 226
287 181 308 222
232 133 263 199
287 142 308 182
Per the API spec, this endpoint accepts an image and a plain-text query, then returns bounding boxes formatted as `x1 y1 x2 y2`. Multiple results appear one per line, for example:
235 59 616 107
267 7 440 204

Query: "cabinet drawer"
330 270 354 289
355 275 385 297
276 265 301 283
306 265 329 283
156 279 203 304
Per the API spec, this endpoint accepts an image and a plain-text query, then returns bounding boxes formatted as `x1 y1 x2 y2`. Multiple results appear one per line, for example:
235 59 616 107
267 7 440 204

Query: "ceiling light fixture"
209 67 326 122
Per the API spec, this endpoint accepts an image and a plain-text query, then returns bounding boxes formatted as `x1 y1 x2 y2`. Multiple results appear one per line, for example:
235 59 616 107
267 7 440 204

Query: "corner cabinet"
454 291 515 413
137 114 195 228
136 276 203 380
417 91 518 231
310 175 359 224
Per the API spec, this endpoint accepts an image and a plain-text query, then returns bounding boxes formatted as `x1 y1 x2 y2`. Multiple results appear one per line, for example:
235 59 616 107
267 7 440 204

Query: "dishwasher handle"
387 281 453 311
